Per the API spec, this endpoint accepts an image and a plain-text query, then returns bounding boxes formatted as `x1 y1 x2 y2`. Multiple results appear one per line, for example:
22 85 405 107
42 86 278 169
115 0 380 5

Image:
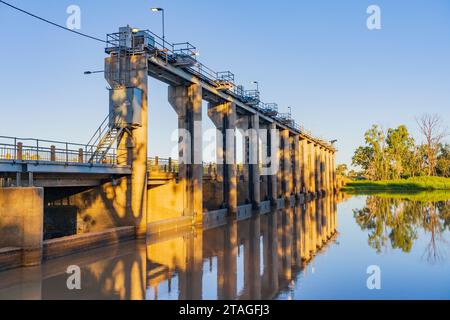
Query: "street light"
151 7 165 49
84 70 103 75
252 81 259 91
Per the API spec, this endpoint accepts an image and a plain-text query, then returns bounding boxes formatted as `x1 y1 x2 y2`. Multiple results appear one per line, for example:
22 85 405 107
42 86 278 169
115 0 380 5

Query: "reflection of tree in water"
354 196 450 263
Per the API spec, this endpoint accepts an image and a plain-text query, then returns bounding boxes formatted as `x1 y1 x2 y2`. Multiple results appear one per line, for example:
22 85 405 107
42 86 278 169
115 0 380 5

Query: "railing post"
155 156 159 172
78 148 84 163
16 142 23 161
168 157 173 173
65 143 69 163
50 145 56 162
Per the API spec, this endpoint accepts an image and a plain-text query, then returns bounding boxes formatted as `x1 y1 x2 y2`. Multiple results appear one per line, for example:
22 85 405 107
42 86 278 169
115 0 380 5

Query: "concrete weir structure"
0 26 338 271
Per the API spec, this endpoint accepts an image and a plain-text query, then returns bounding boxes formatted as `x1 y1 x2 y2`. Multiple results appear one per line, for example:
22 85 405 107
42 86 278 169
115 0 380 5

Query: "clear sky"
0 0 449 166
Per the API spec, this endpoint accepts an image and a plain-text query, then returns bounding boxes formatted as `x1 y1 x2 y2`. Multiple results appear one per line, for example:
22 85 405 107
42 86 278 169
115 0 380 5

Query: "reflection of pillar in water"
321 196 328 244
217 221 237 300
292 205 303 267
261 212 279 299
278 208 293 284
333 194 338 235
179 228 203 300
243 216 261 300
308 200 317 255
130 241 147 300
315 197 323 249
300 203 311 262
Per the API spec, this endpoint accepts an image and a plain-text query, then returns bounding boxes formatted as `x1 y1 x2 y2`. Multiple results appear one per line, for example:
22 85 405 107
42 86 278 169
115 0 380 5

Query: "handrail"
105 28 336 151
0 135 125 166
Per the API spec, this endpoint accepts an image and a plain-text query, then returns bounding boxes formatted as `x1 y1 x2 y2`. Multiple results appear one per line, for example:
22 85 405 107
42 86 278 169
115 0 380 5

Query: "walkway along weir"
0 26 338 270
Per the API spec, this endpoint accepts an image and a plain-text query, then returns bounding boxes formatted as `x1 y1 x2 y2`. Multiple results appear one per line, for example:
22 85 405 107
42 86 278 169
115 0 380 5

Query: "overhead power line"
0 0 107 44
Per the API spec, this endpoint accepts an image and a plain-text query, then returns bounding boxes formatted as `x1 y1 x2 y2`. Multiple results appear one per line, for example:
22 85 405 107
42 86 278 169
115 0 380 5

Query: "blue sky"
0 0 449 166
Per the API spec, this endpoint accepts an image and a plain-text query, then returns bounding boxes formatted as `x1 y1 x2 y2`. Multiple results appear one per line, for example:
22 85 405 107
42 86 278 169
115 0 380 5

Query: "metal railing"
105 28 335 151
148 157 179 173
0 136 122 166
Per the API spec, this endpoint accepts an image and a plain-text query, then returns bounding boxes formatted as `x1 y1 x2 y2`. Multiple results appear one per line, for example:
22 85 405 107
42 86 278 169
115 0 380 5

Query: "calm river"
0 193 449 300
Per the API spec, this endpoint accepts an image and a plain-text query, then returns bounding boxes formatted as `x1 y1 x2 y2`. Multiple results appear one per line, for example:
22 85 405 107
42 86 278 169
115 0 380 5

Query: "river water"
0 193 449 300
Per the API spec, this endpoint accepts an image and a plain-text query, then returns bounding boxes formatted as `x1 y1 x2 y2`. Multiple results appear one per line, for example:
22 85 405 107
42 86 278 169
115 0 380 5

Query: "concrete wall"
147 181 185 223
0 188 44 267
53 178 131 235
203 179 224 210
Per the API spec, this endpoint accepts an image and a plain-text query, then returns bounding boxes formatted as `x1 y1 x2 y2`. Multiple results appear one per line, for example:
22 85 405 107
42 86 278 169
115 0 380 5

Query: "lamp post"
252 81 259 92
151 7 165 49
84 70 103 75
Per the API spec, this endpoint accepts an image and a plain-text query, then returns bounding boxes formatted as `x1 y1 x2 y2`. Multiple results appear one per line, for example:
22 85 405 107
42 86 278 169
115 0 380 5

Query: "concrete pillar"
237 116 250 204
249 114 261 209
314 145 321 196
309 143 316 196
321 148 326 194
169 83 203 224
293 136 301 196
268 123 279 204
331 152 337 192
328 151 332 192
208 102 238 216
15 173 21 187
300 139 309 194
105 53 148 237
281 129 292 201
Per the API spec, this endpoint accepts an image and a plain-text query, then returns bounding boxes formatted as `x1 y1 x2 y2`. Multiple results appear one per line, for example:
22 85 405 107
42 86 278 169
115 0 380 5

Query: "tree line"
342 114 449 180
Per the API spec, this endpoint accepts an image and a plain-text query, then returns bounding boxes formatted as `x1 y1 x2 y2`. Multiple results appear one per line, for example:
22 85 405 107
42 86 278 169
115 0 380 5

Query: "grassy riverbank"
342 176 450 192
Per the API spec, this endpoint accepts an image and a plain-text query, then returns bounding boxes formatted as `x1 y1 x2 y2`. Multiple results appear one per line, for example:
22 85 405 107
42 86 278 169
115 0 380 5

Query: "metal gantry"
105 27 333 148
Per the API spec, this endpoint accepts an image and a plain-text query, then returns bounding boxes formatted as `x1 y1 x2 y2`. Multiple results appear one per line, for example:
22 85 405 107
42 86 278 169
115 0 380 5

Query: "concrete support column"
208 102 238 216
293 136 301 196
268 123 279 204
315 145 322 195
327 151 332 192
332 151 337 192
249 114 261 209
169 84 203 224
300 140 310 194
237 116 250 204
309 143 316 196
281 130 292 201
321 147 326 194
105 54 148 237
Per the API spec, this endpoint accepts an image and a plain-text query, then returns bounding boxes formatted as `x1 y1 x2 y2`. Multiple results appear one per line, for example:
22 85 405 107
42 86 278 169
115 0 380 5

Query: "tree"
352 125 390 180
416 114 448 176
437 144 450 177
386 125 415 179
336 164 348 176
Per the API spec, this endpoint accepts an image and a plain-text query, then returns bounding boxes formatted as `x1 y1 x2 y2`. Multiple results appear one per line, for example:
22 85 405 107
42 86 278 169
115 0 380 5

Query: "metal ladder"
87 113 123 164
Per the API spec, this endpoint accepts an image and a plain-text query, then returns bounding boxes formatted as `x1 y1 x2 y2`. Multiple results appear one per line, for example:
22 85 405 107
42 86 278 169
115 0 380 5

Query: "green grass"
342 176 450 192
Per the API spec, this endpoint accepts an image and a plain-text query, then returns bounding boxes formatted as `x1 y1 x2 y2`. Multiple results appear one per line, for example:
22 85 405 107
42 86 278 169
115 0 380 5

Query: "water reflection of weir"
0 195 338 300
146 195 338 300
